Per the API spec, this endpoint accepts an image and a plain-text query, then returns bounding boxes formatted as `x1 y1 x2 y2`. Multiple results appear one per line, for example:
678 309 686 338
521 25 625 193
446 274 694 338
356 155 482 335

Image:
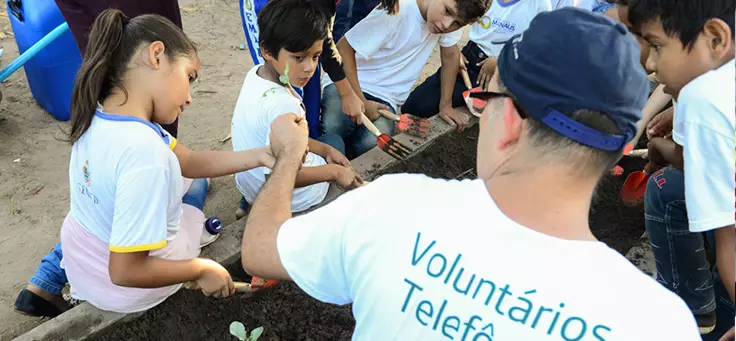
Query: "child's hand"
364 100 389 122
718 326 734 341
333 165 363 190
341 91 366 125
646 109 674 139
477 57 498 91
325 147 351 169
646 138 669 169
439 106 469 132
195 258 235 298
269 113 309 160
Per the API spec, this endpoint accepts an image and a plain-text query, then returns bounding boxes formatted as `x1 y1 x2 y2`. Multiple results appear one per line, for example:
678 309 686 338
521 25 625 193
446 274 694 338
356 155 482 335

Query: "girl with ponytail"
17 9 287 315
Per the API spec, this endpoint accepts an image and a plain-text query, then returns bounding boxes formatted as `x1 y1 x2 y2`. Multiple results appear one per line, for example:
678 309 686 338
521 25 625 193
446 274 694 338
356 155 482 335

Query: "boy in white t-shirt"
241 9 700 339
320 0 488 159
232 0 364 216
403 0 575 119
630 0 735 337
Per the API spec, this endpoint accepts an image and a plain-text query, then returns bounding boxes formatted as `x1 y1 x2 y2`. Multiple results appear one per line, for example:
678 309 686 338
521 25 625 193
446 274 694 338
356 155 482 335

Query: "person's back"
304 174 697 339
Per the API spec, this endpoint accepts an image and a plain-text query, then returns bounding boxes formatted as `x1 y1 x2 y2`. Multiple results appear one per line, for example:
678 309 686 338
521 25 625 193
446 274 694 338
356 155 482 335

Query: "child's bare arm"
173 142 273 179
337 38 367 103
714 226 735 302
439 45 460 111
293 165 340 188
109 252 232 297
648 137 684 170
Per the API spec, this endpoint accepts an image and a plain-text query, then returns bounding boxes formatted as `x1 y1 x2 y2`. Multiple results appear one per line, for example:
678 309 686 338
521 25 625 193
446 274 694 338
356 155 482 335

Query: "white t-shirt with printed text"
468 0 576 57
277 174 700 340
69 111 184 251
673 59 736 232
344 0 463 111
232 66 328 213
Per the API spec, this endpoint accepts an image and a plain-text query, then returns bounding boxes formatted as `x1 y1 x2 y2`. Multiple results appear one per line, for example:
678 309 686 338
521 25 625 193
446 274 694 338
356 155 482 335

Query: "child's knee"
645 167 685 211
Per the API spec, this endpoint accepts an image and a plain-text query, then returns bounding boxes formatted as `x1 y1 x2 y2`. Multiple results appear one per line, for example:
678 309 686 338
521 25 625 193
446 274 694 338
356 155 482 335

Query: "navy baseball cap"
472 7 649 151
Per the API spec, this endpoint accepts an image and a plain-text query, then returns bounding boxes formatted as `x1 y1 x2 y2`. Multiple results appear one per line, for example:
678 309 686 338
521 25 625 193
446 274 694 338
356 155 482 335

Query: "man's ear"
497 97 523 151
702 18 734 61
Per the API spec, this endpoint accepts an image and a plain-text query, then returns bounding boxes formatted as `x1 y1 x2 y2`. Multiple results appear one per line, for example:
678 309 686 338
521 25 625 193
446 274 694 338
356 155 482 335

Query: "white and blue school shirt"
231 66 329 213
69 110 184 252
469 0 567 57
343 0 462 112
276 174 700 340
673 59 736 232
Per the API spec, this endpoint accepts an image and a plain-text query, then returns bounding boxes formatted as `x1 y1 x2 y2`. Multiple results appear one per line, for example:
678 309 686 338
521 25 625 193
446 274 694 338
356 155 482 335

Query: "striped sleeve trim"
109 240 167 253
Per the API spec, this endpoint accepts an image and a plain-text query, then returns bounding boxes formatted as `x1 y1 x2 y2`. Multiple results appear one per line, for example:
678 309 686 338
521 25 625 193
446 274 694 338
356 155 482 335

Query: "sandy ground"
0 1 466 339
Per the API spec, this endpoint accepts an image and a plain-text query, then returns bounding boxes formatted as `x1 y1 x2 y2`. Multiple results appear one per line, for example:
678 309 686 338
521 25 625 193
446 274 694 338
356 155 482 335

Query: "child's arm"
173 143 273 179
714 226 735 302
629 84 672 147
437 45 468 132
337 37 383 121
292 164 357 189
109 252 231 295
308 138 351 168
647 137 684 170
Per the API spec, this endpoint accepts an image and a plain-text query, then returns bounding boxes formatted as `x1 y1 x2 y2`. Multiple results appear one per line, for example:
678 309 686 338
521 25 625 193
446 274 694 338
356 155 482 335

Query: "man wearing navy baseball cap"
241 7 700 339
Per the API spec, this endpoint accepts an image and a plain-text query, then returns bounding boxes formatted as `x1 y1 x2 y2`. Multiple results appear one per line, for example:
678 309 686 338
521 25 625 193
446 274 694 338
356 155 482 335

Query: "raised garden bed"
90 125 646 340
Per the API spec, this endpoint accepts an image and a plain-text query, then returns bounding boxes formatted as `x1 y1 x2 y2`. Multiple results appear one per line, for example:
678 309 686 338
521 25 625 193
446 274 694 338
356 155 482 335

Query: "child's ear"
146 41 166 70
702 18 734 60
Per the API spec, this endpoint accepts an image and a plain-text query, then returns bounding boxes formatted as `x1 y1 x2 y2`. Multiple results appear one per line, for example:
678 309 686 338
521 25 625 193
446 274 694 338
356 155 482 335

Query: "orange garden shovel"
184 277 279 295
460 54 486 117
620 162 656 207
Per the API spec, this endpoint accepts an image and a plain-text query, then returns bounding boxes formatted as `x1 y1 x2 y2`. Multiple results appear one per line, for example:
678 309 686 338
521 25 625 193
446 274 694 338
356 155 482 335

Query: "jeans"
320 84 395 159
402 42 483 118
182 178 209 211
30 178 210 295
29 243 66 295
333 0 379 42
645 167 717 314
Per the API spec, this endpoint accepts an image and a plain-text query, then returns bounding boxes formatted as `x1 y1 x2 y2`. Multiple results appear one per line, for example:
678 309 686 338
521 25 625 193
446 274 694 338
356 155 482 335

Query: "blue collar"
496 0 522 7
94 110 172 146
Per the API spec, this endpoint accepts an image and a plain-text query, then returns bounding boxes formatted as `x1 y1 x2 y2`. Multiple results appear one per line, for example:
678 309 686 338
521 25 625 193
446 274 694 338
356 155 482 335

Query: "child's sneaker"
235 196 251 220
695 311 716 334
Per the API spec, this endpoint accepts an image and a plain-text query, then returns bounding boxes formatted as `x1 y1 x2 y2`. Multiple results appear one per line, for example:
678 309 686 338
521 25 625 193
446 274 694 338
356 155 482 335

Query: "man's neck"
483 165 599 242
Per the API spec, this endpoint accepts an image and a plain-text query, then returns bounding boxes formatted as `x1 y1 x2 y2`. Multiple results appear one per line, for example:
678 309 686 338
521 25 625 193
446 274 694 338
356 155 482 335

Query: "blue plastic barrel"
7 0 82 121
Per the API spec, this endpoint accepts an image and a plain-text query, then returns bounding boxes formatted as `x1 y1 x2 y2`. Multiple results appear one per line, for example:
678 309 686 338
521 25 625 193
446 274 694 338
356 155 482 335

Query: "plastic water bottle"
204 217 223 235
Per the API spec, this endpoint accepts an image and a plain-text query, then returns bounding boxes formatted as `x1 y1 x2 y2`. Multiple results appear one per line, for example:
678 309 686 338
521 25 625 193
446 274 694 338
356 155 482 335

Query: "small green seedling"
229 321 264 341
278 64 290 86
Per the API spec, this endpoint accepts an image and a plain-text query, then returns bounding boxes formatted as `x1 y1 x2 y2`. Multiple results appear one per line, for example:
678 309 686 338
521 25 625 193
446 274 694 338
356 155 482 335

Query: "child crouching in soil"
15 9 301 315
232 0 363 218
630 0 735 337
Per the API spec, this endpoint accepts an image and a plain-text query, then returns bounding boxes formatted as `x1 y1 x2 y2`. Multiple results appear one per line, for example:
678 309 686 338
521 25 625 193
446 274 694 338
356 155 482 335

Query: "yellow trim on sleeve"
109 240 167 253
169 137 178 151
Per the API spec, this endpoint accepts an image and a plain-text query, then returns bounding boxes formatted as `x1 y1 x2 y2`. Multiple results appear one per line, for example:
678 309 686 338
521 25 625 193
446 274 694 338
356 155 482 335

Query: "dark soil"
93 125 646 340
91 266 355 341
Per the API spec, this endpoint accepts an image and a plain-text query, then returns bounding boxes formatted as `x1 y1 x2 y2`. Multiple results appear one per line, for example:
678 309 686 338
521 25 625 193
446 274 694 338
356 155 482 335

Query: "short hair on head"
628 0 735 50
258 0 330 58
496 76 624 174
455 0 491 24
